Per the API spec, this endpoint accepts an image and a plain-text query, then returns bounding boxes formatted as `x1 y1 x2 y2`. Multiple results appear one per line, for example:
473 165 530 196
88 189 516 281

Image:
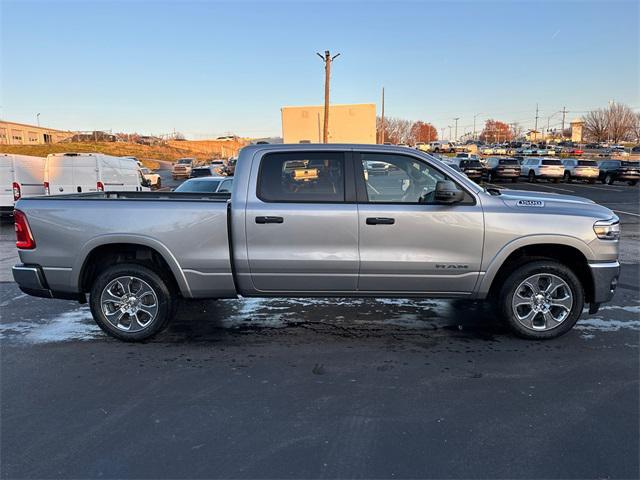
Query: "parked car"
631 145 640 154
481 157 521 182
520 158 564 182
455 153 480 161
12 144 620 342
442 162 466 176
365 160 391 175
561 159 599 183
0 154 46 216
44 153 149 195
190 166 217 178
172 158 194 179
457 159 484 181
427 141 455 153
493 145 508 155
597 160 640 185
174 176 234 193
567 147 584 156
139 167 161 189
221 158 237 176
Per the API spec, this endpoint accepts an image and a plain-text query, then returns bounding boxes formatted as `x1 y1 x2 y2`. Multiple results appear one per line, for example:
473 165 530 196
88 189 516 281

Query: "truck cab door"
244 151 359 293
355 151 484 294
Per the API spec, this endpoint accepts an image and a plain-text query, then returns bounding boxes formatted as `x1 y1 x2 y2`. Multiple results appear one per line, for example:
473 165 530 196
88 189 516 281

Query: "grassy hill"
0 140 247 169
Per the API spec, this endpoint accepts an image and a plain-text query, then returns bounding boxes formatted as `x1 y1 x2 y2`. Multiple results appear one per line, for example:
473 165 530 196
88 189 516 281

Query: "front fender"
475 234 595 298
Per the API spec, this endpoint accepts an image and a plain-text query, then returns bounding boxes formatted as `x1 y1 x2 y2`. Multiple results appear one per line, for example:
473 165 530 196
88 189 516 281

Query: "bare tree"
583 108 609 142
606 102 635 143
510 122 524 140
377 116 414 144
631 112 640 143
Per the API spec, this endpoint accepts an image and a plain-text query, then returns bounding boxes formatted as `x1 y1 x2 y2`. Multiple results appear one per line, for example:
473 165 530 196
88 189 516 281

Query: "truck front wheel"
89 263 175 341
498 260 584 340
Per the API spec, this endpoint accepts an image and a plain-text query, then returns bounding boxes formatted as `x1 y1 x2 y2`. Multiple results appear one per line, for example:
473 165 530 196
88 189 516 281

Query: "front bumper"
589 261 620 304
12 264 85 302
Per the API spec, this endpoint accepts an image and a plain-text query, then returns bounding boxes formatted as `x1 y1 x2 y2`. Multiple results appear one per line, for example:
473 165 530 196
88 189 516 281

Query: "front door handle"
366 217 395 225
255 216 284 224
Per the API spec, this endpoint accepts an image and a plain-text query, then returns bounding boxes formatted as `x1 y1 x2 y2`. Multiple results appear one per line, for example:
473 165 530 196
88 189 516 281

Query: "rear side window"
499 159 519 165
542 160 562 166
578 160 597 166
258 152 345 202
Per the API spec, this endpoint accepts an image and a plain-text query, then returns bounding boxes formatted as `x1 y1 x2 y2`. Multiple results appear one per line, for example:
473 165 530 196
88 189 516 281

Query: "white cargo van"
44 153 150 195
0 154 46 215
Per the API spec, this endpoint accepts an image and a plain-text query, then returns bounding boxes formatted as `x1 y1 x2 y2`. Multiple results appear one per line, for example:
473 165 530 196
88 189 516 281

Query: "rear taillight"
12 182 21 201
96 181 104 192
14 210 36 249
44 181 50 195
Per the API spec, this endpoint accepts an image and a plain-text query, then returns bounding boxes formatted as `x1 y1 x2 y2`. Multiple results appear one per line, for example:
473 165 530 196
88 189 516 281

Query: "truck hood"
497 189 616 220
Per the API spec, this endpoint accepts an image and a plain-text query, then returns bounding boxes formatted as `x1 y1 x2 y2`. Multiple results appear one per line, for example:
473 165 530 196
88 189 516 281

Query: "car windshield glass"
542 160 562 166
178 159 192 164
499 159 519 165
191 168 212 177
461 160 482 168
626 162 640 168
578 160 598 166
175 180 221 192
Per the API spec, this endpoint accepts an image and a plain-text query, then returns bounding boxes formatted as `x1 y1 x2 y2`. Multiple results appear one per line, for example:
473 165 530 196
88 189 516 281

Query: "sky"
1 0 639 139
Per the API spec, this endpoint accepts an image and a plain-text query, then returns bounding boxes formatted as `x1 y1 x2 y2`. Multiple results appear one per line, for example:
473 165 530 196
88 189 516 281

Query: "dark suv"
482 157 521 182
457 159 484 181
598 160 640 186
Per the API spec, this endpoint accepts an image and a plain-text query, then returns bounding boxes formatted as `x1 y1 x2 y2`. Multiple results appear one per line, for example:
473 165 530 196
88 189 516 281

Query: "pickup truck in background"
171 158 194 179
13 144 620 342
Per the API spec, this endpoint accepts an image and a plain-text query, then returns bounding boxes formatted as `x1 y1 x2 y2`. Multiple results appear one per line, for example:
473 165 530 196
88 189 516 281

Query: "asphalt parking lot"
1 178 638 479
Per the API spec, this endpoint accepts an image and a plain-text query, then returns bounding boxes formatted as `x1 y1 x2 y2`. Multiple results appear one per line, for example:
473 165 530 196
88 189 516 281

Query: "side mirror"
435 180 464 204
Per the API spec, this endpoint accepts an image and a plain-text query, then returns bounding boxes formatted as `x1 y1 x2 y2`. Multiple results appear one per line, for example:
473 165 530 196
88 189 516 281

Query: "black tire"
629 180 638 186
605 173 615 185
511 177 518 183
552 178 560 183
498 260 584 340
89 263 176 342
156 178 162 189
564 172 572 183
588 179 596 184
528 170 536 183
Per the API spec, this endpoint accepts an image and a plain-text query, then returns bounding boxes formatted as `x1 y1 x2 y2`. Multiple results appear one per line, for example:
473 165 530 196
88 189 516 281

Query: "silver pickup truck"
12 144 620 341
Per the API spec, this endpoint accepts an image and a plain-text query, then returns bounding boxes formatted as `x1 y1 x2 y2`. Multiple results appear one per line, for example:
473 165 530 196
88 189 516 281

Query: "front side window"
258 152 345 202
359 153 464 204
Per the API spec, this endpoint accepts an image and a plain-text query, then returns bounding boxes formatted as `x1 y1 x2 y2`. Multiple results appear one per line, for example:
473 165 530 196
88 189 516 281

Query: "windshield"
499 159 519 165
625 162 640 168
140 168 149 174
178 159 192 164
542 159 562 166
191 168 212 177
578 160 598 166
175 180 221 192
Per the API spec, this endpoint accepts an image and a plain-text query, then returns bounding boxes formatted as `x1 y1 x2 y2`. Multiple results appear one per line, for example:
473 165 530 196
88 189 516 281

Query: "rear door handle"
366 217 395 225
255 216 284 224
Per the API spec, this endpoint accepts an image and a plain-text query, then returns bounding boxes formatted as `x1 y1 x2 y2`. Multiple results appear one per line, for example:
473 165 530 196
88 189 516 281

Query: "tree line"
376 117 438 144
583 102 640 143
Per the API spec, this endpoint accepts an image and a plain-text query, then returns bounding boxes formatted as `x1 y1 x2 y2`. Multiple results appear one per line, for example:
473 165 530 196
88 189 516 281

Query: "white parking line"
612 210 640 217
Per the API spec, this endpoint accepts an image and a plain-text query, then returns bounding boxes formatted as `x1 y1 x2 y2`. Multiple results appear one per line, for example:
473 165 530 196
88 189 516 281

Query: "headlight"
593 219 620 240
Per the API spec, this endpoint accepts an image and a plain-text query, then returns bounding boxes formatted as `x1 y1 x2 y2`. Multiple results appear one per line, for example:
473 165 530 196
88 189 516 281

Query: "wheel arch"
479 239 595 303
74 235 192 297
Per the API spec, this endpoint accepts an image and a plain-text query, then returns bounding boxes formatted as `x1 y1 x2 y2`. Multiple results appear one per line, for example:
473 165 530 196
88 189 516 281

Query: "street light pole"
36 113 41 127
473 113 483 141
453 117 460 143
316 50 340 144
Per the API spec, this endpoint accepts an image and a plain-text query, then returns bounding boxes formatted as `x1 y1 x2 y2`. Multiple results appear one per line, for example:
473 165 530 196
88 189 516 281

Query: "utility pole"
473 113 482 141
448 125 452 140
534 103 540 141
380 87 385 144
560 106 568 138
316 50 340 143
453 117 460 143
440 127 446 140
36 113 40 127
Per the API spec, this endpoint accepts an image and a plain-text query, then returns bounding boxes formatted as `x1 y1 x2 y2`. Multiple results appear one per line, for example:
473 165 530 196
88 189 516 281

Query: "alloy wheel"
100 276 159 332
511 273 573 331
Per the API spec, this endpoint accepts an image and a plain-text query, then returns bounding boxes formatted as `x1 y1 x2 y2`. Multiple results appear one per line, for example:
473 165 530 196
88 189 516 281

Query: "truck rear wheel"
498 260 584 340
89 263 175 342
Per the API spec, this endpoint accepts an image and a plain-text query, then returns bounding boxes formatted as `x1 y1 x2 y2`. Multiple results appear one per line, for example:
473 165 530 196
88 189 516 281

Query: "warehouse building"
0 120 73 145
281 104 376 144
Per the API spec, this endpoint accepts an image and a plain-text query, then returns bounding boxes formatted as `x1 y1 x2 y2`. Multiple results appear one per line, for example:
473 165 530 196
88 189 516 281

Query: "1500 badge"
517 199 544 207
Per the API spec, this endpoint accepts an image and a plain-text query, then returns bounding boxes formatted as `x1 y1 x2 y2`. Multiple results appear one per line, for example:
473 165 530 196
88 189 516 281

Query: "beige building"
281 104 376 144
570 119 584 143
0 120 73 145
